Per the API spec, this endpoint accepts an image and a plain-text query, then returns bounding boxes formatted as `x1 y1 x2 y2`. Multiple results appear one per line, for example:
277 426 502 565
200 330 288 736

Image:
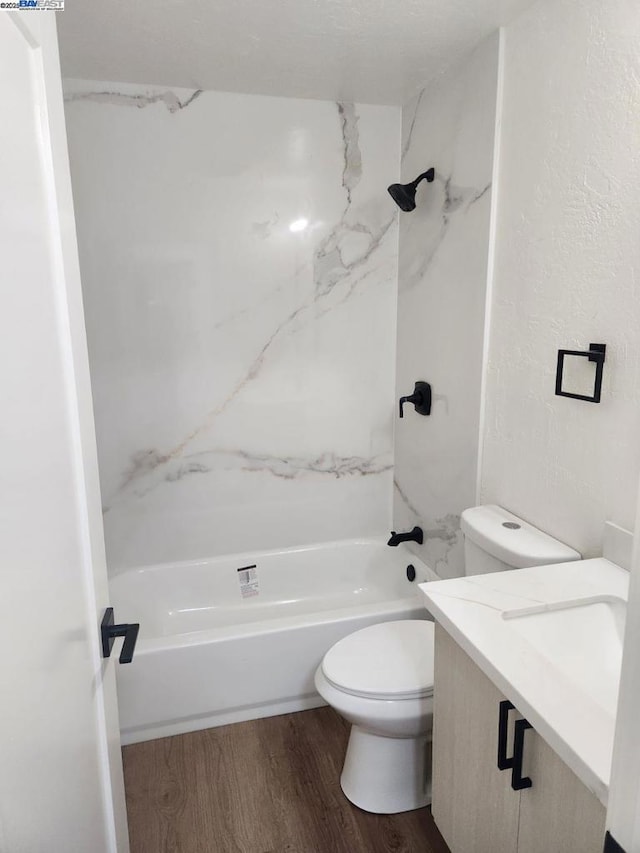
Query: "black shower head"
387 168 435 212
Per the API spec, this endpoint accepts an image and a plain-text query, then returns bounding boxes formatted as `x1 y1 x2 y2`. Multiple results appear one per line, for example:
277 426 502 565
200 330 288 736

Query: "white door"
0 12 129 852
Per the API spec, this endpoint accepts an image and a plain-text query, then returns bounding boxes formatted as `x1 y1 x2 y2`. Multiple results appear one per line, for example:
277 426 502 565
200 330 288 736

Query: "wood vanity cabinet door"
517 727 606 853
432 625 520 853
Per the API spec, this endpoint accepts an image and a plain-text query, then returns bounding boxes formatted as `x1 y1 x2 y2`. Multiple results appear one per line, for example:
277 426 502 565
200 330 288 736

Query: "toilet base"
340 725 432 814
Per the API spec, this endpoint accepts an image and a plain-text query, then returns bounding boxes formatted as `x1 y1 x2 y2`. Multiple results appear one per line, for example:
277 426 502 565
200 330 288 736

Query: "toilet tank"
461 505 581 576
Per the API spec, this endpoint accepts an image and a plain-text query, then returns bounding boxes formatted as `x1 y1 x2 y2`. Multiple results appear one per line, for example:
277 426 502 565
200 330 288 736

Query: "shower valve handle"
399 393 419 417
399 381 432 418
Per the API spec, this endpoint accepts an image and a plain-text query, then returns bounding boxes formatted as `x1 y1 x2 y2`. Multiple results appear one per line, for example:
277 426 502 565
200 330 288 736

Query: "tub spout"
387 526 423 547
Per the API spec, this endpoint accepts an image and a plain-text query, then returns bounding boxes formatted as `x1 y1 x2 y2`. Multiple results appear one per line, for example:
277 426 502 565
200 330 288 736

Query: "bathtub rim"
107 534 438 579
111 536 441 650
132 593 439 652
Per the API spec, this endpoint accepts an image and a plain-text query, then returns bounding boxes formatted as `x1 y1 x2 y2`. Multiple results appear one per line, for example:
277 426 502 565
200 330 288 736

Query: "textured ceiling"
57 0 538 105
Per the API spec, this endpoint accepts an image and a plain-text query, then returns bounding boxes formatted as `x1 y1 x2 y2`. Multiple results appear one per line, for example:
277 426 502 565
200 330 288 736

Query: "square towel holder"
555 343 606 403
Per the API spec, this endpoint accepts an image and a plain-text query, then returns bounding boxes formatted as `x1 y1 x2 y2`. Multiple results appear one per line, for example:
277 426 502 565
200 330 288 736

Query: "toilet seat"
321 620 435 701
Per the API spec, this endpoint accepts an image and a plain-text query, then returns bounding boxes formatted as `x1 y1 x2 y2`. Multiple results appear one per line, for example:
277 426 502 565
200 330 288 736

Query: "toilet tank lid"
461 505 581 569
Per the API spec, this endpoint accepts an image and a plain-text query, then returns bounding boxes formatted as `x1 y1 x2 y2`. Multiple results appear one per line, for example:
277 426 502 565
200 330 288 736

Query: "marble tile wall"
392 34 499 578
64 81 400 571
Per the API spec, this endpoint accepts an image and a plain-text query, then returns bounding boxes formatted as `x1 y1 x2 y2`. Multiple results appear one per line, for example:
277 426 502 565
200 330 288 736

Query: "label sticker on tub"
237 564 259 598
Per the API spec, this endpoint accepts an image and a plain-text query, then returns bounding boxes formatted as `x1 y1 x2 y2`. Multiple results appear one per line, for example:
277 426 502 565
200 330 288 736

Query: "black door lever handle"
101 607 140 664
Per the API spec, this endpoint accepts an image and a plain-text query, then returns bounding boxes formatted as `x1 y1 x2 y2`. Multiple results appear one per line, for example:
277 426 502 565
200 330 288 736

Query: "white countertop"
420 558 629 806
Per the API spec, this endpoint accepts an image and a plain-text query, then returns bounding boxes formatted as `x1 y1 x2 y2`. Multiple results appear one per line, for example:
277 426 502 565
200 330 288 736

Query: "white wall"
480 0 640 557
393 34 499 578
64 81 400 571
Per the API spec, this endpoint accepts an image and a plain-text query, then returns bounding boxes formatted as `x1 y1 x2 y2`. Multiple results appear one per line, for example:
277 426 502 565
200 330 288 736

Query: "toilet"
314 504 581 814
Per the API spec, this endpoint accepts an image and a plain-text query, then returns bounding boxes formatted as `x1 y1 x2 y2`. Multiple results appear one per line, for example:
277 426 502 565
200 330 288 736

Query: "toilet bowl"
316 506 581 815
314 619 435 814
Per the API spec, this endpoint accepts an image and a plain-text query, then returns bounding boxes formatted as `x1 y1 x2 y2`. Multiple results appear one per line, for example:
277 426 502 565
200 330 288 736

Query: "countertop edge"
422 589 610 808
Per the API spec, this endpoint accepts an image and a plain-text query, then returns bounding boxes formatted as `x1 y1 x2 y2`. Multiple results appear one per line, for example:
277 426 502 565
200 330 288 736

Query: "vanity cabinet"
432 624 606 853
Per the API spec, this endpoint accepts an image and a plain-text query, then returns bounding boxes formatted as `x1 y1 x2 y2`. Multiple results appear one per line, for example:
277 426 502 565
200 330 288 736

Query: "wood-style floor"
123 706 451 853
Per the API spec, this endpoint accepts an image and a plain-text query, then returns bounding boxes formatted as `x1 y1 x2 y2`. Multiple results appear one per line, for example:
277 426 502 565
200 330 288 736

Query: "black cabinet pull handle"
101 607 140 664
497 700 515 770
511 718 533 790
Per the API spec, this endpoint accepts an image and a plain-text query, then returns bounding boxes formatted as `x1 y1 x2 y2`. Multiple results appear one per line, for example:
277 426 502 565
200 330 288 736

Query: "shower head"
387 168 435 212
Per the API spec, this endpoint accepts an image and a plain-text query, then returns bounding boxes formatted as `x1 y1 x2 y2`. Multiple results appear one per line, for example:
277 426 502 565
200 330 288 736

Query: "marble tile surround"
64 81 400 570
392 34 499 579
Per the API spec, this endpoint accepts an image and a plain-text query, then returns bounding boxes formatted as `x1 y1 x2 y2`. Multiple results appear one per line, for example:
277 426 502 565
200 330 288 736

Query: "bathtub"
111 538 438 744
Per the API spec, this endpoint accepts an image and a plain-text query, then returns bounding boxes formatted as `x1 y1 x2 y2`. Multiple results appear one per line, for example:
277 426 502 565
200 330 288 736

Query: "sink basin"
503 596 626 717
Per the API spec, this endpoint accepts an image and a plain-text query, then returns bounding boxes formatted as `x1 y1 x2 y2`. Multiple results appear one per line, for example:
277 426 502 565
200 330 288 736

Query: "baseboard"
120 694 327 745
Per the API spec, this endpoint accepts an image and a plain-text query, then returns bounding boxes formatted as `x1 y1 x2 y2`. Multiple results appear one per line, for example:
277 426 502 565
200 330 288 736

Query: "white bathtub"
111 538 438 744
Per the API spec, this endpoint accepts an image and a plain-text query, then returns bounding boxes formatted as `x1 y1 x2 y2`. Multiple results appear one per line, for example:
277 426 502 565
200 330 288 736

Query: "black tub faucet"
387 526 424 547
